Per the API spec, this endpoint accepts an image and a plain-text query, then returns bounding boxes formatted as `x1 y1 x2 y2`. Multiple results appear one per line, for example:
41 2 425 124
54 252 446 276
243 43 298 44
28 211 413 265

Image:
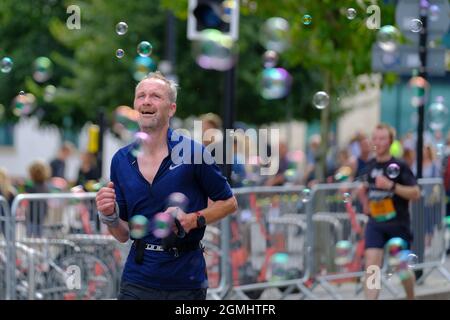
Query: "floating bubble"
342 192 351 203
1 57 13 73
44 85 56 102
429 4 440 22
444 216 450 228
268 252 289 281
302 14 312 25
284 168 297 183
409 19 423 33
19 91 25 95
167 192 189 212
116 49 125 59
301 188 311 203
334 166 352 182
115 22 128 35
137 41 153 57
131 131 149 157
335 240 353 266
313 91 330 110
130 215 149 239
262 50 279 68
12 93 36 116
260 67 292 100
377 25 401 52
385 237 407 258
33 57 53 83
152 212 173 238
386 163 400 179
133 55 157 81
114 105 140 138
346 8 357 20
260 17 290 53
193 29 236 71
428 96 448 131
406 253 418 268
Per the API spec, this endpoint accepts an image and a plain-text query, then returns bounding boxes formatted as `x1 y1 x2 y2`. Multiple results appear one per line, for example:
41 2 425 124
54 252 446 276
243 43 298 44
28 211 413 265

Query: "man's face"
372 128 391 157
134 79 176 131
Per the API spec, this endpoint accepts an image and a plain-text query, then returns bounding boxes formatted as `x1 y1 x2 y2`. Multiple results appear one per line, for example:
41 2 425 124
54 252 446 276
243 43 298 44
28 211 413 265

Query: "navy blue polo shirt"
110 128 233 290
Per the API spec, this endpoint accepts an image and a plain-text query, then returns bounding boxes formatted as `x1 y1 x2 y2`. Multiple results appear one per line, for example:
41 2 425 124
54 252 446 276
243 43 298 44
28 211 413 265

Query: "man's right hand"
96 181 116 216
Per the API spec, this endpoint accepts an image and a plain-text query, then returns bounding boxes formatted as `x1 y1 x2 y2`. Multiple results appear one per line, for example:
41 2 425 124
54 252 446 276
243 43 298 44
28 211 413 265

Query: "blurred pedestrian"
49 141 74 179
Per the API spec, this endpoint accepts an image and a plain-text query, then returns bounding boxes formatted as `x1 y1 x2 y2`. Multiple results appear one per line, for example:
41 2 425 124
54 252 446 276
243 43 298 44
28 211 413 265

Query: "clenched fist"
96 181 116 215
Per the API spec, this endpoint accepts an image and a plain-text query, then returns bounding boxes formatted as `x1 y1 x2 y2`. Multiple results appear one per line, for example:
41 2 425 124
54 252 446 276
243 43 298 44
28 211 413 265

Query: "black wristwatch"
196 212 206 228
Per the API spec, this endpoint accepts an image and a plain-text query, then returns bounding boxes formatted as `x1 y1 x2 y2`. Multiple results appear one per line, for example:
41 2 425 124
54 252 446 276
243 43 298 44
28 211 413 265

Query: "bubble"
429 4 440 22
19 91 25 95
44 85 56 102
428 96 448 131
116 49 125 59
167 192 189 212
133 55 157 81
377 25 401 52
259 17 290 53
335 240 353 266
260 67 292 100
115 22 128 35
342 192 351 203
284 168 297 183
131 131 149 157
12 93 36 116
129 215 149 239
406 253 418 268
444 216 450 228
137 41 153 57
385 237 407 258
313 91 330 110
33 57 53 83
268 252 289 281
302 14 312 25
301 188 311 203
262 50 279 68
334 166 352 182
346 8 357 20
193 29 236 71
1 57 13 73
152 212 173 238
409 19 423 33
386 163 400 179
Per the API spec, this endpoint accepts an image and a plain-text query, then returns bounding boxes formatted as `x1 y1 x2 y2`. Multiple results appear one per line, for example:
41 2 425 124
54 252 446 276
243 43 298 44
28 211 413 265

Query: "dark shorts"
118 281 207 300
364 221 413 249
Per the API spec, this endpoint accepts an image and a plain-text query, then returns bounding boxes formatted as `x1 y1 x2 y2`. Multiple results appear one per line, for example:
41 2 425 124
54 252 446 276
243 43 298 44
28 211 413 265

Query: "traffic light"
187 0 239 41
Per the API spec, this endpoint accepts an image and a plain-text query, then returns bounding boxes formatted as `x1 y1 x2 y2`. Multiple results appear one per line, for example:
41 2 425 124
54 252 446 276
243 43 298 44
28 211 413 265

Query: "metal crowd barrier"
0 195 13 300
8 192 129 300
223 186 316 300
410 178 450 284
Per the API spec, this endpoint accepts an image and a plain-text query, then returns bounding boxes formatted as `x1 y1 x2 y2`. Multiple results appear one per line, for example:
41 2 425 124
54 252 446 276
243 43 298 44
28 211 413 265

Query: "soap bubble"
12 93 36 116
335 240 353 266
346 8 357 20
152 212 173 238
116 22 128 35
260 67 292 100
137 41 153 57
429 4 440 22
116 49 125 59
301 188 311 203
313 91 330 110
259 17 290 53
377 25 401 52
131 131 150 158
262 50 279 68
129 215 149 239
44 85 57 102
386 163 400 179
302 14 312 25
386 237 408 258
1 57 13 73
133 55 157 81
19 91 25 95
167 192 189 212
428 96 448 131
193 29 237 71
268 252 289 281
33 57 53 83
342 192 351 203
409 19 423 33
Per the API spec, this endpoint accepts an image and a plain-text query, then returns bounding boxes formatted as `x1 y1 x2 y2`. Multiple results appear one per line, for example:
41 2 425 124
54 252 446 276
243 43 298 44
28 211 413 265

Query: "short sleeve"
110 154 129 221
194 147 233 201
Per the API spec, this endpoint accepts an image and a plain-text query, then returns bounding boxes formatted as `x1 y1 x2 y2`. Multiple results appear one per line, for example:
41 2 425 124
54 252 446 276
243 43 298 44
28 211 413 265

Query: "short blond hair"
28 160 50 184
200 113 222 129
136 71 178 103
375 123 396 144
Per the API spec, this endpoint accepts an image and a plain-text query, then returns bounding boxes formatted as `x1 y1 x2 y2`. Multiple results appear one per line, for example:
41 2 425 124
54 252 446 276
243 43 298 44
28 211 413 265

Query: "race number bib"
369 198 396 222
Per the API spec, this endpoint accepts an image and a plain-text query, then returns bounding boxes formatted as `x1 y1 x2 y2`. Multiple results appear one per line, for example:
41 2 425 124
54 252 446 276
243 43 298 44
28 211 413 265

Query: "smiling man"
95 72 237 300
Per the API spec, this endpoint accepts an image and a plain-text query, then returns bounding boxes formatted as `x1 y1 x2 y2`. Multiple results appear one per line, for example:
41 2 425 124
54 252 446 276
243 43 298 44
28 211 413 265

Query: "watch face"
197 215 206 228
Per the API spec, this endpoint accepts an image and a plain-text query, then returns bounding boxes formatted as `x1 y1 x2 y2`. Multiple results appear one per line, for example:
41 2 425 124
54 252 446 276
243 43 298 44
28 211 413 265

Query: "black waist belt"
134 240 203 264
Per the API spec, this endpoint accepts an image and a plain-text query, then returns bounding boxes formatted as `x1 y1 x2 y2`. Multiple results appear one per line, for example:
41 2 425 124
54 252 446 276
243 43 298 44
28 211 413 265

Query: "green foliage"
0 0 395 130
